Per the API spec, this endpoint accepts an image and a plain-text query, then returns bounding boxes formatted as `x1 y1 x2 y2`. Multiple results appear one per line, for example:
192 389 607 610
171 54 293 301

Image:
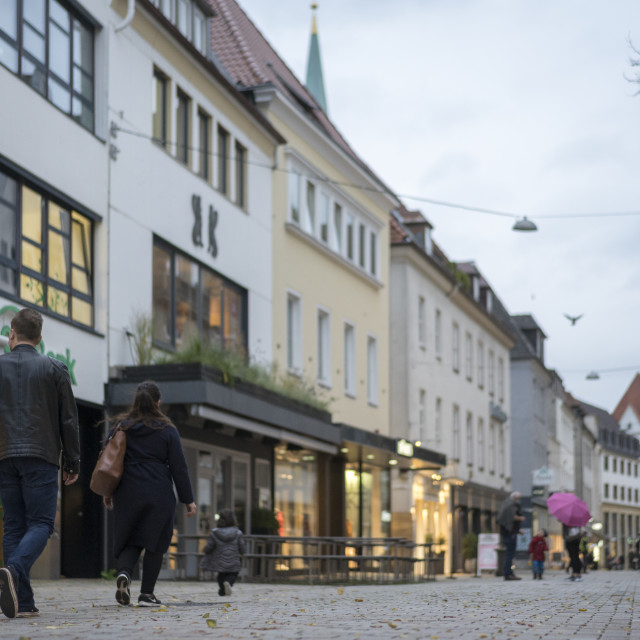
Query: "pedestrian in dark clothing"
0 308 80 619
497 491 525 580
563 524 583 581
103 381 196 606
528 529 548 579
200 508 246 596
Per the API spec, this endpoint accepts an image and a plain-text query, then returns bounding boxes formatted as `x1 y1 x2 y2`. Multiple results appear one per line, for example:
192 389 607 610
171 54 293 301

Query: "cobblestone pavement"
1 570 638 639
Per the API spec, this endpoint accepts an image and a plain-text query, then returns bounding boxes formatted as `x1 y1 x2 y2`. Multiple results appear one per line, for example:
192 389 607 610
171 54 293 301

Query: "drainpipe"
115 0 135 32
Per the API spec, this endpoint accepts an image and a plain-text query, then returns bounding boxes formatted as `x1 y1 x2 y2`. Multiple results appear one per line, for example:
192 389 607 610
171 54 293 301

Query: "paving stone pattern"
1 570 638 639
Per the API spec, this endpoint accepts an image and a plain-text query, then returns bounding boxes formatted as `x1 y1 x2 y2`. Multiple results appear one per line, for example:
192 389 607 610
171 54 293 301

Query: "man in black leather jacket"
0 308 80 619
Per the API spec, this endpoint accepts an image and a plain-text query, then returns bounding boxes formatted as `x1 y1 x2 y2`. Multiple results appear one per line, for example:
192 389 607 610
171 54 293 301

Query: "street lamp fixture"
512 216 538 232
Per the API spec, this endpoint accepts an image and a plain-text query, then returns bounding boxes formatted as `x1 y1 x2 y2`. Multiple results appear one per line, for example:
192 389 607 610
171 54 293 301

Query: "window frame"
366 333 378 406
286 290 302 375
176 86 191 165
197 107 210 181
316 306 331 386
344 321 356 397
234 140 247 209
217 125 229 195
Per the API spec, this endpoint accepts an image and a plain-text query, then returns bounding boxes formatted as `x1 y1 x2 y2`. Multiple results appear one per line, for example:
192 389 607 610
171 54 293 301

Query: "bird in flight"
564 313 583 326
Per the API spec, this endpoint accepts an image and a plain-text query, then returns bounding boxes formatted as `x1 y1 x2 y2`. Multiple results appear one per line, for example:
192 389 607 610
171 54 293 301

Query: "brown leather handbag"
90 426 126 497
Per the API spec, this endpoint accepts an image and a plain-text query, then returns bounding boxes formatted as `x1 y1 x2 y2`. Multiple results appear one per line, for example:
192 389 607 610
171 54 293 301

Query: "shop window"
0 0 95 131
152 238 247 352
345 462 390 538
0 168 93 326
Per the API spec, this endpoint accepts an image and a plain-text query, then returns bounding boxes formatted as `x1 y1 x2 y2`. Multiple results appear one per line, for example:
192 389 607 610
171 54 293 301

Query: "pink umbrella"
547 492 591 526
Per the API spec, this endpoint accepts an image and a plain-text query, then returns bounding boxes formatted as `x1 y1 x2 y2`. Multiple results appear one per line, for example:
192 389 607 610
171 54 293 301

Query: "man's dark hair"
11 308 43 342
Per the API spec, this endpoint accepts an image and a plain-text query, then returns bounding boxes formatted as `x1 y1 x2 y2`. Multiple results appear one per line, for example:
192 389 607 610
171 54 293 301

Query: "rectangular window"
452 322 460 372
498 357 504 402
435 309 442 357
452 404 460 460
369 231 377 276
418 389 426 444
367 335 378 405
317 308 330 385
176 0 190 38
152 239 247 352
477 340 485 388
613 458 618 473
435 397 442 444
197 108 210 180
332 203 342 252
465 332 473 380
344 322 356 396
176 88 190 165
346 212 354 261
477 418 485 469
0 168 94 326
498 426 504 477
288 171 300 223
418 296 426 347
305 181 316 234
192 6 206 54
152 69 168 148
604 483 609 499
613 485 618 500
235 141 247 209
319 192 329 243
488 350 495 396
466 412 473 465
286 292 302 373
604 455 609 471
0 0 95 131
217 126 229 195
489 422 496 472
358 223 366 268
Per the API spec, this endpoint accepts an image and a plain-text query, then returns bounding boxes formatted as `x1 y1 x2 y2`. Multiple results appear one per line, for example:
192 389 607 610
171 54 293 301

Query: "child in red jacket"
528 528 549 579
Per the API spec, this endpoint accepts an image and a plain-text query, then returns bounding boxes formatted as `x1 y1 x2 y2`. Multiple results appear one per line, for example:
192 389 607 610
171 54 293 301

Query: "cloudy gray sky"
237 0 640 413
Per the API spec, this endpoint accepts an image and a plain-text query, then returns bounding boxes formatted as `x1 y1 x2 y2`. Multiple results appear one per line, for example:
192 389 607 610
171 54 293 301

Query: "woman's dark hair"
217 508 238 528
110 380 174 430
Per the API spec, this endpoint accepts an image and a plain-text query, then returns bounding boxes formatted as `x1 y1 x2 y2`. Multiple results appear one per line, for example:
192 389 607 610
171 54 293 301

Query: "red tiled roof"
207 0 390 190
390 215 410 244
613 373 640 422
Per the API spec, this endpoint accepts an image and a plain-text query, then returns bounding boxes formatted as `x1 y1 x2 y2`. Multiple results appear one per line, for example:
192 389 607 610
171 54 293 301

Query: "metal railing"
169 535 437 584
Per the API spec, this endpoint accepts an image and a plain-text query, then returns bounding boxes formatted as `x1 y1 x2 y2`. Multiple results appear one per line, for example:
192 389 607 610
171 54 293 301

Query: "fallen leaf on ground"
206 619 217 628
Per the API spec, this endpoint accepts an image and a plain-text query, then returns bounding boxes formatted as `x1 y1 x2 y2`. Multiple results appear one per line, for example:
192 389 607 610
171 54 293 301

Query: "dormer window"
150 0 211 56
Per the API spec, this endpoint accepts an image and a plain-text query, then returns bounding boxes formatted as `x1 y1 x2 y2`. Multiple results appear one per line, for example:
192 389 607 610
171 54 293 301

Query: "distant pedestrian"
563 524 583 581
0 308 80 619
497 491 526 580
528 529 549 579
200 508 246 596
103 381 196 607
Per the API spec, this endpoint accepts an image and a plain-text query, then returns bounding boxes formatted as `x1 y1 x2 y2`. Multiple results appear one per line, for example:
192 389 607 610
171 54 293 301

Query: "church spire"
305 3 328 113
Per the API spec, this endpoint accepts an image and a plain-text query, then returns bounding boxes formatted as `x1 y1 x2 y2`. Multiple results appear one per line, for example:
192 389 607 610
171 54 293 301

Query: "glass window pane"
0 173 17 205
47 285 68 316
176 0 189 37
0 40 18 73
71 213 91 269
201 270 222 349
21 240 42 272
0 262 17 295
72 20 93 73
152 73 166 147
49 20 70 82
152 244 173 344
23 0 46 33
48 230 69 284
49 203 70 232
20 273 44 306
175 254 198 347
193 10 204 53
0 203 17 261
48 77 71 112
223 286 244 353
22 186 42 243
71 96 93 130
49 0 69 30
23 23 45 62
71 265 88 294
21 56 46 94
0 1 18 40
73 66 93 101
71 295 91 325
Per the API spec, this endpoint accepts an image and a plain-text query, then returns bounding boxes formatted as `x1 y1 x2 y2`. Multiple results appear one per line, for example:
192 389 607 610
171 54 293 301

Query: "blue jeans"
502 531 517 576
532 559 544 575
0 457 58 609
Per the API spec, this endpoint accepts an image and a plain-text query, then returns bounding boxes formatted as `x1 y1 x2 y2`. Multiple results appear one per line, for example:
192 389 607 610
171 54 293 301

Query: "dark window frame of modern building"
0 165 95 328
152 237 248 355
0 0 96 133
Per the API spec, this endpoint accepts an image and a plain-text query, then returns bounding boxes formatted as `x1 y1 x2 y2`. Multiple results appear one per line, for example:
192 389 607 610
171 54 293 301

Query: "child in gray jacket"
200 508 246 596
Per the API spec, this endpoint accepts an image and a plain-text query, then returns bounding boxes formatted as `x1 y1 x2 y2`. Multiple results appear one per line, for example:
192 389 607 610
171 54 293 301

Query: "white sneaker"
223 581 232 596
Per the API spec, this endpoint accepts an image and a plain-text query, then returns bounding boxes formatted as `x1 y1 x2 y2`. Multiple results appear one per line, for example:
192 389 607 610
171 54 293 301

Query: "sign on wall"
532 466 554 485
477 533 501 572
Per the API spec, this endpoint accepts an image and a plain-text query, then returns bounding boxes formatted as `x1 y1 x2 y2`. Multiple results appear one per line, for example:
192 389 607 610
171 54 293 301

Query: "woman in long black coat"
103 381 196 606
